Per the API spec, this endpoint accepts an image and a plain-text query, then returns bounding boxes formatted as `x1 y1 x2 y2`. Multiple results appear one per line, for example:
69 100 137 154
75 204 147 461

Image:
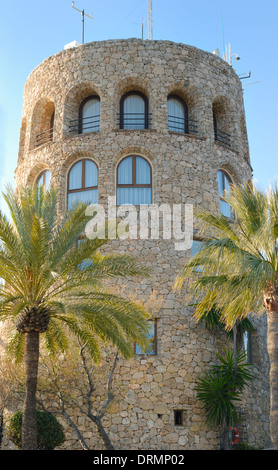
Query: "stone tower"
13 39 270 450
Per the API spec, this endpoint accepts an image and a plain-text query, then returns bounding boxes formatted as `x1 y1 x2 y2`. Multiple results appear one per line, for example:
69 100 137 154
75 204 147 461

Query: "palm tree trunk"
22 331 40 450
267 310 278 449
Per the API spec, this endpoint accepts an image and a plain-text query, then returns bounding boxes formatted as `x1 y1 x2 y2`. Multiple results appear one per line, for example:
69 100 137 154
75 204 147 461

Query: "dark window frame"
116 155 152 202
67 158 98 208
218 169 232 197
119 91 149 129
174 410 184 426
78 95 100 134
36 169 51 193
167 94 189 134
217 169 233 218
50 111 55 140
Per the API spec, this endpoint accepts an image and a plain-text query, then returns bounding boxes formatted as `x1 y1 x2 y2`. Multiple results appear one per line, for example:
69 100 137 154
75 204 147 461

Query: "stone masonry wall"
1 39 270 449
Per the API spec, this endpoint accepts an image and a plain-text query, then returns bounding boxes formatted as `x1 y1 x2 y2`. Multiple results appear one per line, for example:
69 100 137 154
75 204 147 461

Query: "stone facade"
2 38 271 449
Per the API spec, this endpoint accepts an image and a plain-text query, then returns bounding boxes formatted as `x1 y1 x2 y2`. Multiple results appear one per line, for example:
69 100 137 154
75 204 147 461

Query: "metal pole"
82 9 84 44
72 2 93 45
148 0 153 40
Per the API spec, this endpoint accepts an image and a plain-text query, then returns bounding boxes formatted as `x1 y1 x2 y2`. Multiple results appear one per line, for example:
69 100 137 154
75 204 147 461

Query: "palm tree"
175 181 278 449
0 185 151 450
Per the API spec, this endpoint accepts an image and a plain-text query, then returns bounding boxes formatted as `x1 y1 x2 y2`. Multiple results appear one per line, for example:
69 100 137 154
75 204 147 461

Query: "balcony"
35 128 54 147
117 112 152 130
69 115 100 135
168 115 198 135
214 129 232 147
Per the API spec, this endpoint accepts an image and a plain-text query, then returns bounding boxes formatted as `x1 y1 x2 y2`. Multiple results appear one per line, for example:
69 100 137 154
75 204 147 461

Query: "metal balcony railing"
168 115 198 135
35 128 54 147
214 129 232 147
69 115 100 134
117 112 152 129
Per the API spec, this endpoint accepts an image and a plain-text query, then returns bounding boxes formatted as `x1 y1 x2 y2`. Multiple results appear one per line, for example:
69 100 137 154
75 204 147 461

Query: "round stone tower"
14 38 270 450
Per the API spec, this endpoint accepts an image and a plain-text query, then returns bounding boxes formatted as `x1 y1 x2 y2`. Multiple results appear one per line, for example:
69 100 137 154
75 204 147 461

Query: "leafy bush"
7 410 65 450
195 349 253 427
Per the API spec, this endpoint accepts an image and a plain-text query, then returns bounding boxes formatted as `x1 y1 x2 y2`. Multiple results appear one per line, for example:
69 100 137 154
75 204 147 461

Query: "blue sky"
0 0 277 208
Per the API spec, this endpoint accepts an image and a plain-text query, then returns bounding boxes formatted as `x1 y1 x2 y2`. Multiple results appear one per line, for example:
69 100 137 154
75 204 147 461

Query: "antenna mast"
72 2 93 45
148 0 153 40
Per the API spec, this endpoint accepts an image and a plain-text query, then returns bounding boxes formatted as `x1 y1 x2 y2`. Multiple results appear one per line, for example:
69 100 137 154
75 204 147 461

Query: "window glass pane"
68 189 98 210
217 171 224 196
82 98 100 133
118 157 133 184
37 173 44 187
191 240 203 272
136 322 155 355
168 97 185 132
243 331 252 363
136 157 151 184
44 170 51 191
117 187 152 206
224 174 231 194
85 160 98 188
191 240 202 257
123 94 145 129
69 161 82 190
220 199 231 218
37 170 51 191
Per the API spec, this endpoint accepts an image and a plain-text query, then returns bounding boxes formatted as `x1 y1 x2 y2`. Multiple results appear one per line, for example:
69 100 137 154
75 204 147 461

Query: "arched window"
79 96 100 133
213 99 232 147
37 170 51 192
167 95 188 133
49 111 55 140
67 159 98 209
34 101 55 147
117 156 152 205
119 92 149 129
217 170 232 217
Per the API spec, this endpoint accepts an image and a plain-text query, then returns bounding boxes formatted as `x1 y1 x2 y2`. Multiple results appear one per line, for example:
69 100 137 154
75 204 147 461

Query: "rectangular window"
191 239 204 272
135 320 157 356
174 410 183 426
243 331 253 363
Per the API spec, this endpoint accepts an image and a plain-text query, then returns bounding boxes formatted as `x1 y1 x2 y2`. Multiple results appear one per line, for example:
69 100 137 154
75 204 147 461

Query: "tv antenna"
72 2 93 45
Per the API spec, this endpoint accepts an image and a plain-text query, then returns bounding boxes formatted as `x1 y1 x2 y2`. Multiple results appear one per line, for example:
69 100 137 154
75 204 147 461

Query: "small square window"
174 410 183 426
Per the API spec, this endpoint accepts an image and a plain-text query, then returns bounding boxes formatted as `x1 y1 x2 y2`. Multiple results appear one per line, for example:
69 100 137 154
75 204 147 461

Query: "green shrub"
7 410 66 450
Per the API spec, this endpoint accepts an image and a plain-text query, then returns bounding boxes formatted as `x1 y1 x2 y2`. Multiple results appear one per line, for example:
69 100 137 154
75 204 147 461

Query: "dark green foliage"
195 349 253 427
7 410 65 450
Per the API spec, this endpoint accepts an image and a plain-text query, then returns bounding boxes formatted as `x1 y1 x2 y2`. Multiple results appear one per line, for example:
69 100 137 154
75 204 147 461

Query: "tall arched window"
79 96 100 133
167 95 188 133
67 159 98 209
37 170 51 192
117 156 152 205
217 169 232 217
213 99 232 147
119 92 149 129
34 101 55 147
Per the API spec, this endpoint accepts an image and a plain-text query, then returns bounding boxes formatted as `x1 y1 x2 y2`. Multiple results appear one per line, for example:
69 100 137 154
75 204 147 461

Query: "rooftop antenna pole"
148 0 153 40
72 2 93 45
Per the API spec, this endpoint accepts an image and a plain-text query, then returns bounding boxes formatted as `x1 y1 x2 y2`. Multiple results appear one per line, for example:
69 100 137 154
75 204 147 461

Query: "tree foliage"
175 182 278 328
7 410 65 450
